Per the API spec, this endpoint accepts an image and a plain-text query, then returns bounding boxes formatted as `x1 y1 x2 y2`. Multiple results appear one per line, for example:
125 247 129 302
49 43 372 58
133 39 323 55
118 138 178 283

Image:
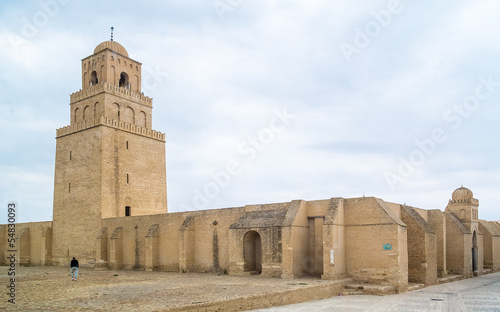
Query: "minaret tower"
51 35 167 265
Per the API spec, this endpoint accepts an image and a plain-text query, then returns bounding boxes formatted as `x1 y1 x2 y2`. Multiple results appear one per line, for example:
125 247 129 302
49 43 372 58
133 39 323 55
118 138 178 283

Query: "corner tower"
52 39 167 265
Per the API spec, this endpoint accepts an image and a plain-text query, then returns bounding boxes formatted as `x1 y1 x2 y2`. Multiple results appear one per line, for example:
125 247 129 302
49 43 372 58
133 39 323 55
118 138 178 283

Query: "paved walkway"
251 272 500 312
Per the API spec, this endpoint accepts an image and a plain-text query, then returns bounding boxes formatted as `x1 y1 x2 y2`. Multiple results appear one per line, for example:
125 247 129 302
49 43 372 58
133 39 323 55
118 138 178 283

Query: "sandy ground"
0 266 347 312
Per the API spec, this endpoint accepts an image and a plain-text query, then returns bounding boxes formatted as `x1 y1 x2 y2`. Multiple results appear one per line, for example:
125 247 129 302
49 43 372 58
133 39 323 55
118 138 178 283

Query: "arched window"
100 65 105 82
74 108 80 124
90 71 98 86
112 103 120 120
123 106 135 124
110 66 116 85
83 105 91 120
119 72 130 89
137 111 146 127
134 75 139 92
94 102 100 119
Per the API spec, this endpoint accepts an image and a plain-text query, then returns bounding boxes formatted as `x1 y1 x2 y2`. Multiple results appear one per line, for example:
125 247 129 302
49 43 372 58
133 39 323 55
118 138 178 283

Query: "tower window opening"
125 206 131 216
126 141 129 149
127 174 129 184
90 71 98 86
68 183 71 193
69 151 72 160
119 72 130 89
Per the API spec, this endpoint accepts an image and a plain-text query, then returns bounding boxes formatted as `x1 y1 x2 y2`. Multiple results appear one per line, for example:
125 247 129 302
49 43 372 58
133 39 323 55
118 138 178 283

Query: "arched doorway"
243 231 262 273
472 230 478 276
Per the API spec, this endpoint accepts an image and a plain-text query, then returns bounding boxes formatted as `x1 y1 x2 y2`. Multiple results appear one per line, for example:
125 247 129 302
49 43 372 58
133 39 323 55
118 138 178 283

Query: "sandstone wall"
52 127 103 265
343 197 408 292
101 206 245 272
401 206 437 285
322 198 346 280
428 210 447 276
100 125 167 218
0 221 52 266
445 212 472 277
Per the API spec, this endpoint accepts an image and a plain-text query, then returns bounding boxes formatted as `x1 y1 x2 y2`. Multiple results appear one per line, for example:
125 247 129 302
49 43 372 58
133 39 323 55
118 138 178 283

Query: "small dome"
94 40 128 57
452 186 473 202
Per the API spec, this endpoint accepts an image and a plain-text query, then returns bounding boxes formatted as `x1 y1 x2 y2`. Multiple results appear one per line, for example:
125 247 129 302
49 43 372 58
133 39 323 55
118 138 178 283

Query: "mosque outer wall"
343 198 408 292
1 194 499 294
1 196 415 293
0 221 53 266
479 220 500 271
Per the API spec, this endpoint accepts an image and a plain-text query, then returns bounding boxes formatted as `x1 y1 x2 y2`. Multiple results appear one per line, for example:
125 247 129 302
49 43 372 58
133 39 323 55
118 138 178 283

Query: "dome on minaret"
93 40 129 57
451 186 473 202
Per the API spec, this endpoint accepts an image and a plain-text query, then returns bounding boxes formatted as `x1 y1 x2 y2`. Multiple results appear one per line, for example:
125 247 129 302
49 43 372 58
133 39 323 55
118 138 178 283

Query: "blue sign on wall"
383 244 392 250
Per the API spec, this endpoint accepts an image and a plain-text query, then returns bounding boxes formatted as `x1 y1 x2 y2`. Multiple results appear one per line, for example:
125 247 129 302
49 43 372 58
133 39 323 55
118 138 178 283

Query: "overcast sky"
1 0 499 224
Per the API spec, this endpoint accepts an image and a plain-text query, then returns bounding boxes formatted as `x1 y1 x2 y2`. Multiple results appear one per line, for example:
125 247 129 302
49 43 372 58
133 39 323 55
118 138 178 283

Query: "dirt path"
0 266 347 311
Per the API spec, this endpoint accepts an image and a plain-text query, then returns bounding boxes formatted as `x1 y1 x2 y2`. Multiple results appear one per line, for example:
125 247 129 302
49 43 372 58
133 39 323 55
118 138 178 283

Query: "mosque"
2 39 500 294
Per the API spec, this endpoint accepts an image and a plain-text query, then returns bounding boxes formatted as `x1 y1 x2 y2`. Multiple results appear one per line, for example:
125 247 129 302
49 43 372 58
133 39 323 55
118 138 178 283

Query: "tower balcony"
56 116 165 142
70 82 152 107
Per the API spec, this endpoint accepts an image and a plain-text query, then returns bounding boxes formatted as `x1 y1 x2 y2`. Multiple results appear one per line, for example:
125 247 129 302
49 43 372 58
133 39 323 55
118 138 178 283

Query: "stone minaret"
51 40 167 265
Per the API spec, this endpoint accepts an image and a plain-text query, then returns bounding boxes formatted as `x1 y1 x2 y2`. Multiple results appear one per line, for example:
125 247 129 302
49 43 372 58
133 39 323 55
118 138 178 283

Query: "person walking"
71 257 79 281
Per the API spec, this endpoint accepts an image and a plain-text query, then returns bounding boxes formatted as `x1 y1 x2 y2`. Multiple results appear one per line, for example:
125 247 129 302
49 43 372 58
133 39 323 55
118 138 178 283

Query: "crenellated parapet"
56 116 165 141
448 198 479 205
70 82 152 107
